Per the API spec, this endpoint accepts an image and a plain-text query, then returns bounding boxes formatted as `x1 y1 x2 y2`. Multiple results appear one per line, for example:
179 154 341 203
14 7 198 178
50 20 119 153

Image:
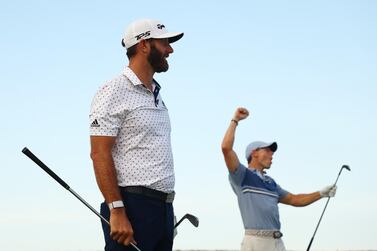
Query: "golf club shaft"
306 197 330 251
22 147 108 222
22 147 141 251
333 169 343 185
306 166 348 251
174 217 185 228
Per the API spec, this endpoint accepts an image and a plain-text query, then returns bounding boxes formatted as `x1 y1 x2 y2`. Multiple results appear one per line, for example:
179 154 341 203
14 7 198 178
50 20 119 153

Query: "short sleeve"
276 183 289 199
228 163 247 186
89 82 128 136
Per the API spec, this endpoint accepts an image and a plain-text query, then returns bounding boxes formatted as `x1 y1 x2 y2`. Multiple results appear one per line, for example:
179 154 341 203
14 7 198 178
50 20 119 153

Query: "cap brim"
267 142 278 152
154 32 184 43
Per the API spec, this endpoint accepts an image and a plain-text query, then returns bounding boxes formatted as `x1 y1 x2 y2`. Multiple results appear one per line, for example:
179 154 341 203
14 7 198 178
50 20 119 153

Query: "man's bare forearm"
281 192 321 207
90 136 122 203
221 120 238 154
221 108 249 172
292 192 321 207
91 152 122 202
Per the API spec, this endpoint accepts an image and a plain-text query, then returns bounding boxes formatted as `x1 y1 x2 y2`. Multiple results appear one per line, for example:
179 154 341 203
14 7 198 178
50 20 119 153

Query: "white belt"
245 229 283 239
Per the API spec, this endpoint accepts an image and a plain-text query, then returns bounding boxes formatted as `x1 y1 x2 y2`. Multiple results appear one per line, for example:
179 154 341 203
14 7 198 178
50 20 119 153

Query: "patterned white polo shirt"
89 67 174 193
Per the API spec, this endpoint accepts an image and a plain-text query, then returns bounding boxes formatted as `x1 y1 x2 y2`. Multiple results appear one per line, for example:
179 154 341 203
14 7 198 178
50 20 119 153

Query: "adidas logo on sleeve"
91 119 100 128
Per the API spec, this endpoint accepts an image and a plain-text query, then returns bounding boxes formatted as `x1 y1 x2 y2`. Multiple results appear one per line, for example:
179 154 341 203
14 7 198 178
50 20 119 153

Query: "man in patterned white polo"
89 19 183 251
221 107 337 251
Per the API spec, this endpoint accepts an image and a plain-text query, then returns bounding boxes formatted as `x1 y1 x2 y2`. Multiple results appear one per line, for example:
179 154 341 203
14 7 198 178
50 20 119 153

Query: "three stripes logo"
91 119 100 128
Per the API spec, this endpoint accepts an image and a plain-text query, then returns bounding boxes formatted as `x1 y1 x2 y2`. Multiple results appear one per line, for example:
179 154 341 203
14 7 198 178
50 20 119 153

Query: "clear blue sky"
1 0 376 250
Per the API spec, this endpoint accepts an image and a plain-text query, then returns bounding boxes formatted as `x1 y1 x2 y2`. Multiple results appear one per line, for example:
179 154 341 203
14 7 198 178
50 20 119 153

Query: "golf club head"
341 165 351 171
338 164 351 176
334 164 351 185
184 213 199 227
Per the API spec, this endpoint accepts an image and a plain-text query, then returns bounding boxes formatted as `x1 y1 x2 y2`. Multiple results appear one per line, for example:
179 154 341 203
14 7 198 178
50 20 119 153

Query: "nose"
167 44 174 54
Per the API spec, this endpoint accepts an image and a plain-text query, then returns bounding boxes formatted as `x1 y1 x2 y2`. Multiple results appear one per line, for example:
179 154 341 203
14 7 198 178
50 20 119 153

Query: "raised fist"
233 107 249 122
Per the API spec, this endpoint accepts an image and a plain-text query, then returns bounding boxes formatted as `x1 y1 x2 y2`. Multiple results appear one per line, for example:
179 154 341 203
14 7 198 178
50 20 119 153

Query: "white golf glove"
320 185 337 198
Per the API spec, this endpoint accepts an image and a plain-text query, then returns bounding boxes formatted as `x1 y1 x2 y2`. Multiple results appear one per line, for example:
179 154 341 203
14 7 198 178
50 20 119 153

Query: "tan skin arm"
221 108 250 173
90 136 136 246
279 191 322 207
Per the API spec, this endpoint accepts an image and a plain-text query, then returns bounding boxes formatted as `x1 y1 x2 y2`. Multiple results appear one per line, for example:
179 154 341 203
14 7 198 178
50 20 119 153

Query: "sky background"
1 0 376 250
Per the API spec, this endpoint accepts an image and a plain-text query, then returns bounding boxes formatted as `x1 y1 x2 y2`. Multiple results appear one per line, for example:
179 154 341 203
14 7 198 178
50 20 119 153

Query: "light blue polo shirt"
229 163 289 230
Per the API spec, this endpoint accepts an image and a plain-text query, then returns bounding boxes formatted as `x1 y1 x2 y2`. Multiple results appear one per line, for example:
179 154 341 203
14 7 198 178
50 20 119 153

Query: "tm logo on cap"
135 31 151 40
157 24 165 29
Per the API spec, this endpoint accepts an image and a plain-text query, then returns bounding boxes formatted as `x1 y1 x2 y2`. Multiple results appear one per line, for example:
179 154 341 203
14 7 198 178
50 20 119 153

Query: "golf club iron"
174 213 199 228
22 147 141 251
306 165 351 251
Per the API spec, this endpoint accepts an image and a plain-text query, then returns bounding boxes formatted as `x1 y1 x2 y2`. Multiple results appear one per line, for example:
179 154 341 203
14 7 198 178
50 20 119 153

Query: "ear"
251 149 259 159
136 40 150 54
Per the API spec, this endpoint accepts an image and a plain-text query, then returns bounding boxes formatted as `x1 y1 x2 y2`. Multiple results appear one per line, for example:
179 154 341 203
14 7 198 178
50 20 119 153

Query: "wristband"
108 200 124 210
231 119 239 125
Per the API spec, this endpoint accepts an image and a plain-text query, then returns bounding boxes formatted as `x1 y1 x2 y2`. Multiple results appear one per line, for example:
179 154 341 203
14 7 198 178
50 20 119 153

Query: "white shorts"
241 234 286 251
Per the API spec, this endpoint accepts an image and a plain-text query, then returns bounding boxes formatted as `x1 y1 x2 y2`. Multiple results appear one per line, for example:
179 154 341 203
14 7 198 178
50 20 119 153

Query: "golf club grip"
306 237 314 251
22 147 70 190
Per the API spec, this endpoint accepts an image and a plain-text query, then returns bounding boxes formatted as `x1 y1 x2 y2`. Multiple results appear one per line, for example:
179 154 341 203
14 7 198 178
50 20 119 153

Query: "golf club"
22 147 141 251
306 164 351 251
174 213 199 228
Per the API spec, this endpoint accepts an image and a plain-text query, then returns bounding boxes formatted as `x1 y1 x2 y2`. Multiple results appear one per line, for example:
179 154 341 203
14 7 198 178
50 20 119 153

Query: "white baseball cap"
121 19 184 49
245 141 278 161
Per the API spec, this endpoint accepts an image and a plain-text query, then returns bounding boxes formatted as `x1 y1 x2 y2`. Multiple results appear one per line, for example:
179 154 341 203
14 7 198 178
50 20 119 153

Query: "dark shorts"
100 189 174 251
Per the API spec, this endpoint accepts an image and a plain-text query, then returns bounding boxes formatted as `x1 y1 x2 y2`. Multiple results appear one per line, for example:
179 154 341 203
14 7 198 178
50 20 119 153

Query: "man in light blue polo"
221 107 337 251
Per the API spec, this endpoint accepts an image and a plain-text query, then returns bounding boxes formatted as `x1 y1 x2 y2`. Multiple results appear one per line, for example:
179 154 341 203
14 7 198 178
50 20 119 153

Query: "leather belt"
120 186 175 203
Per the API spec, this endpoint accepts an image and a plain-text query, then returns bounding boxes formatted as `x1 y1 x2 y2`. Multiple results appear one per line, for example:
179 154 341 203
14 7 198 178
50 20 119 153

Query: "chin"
155 67 168 73
154 63 169 73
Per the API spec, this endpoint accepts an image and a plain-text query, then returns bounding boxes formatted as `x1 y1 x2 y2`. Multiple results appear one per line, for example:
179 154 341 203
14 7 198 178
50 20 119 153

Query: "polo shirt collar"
248 166 267 179
123 66 160 91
